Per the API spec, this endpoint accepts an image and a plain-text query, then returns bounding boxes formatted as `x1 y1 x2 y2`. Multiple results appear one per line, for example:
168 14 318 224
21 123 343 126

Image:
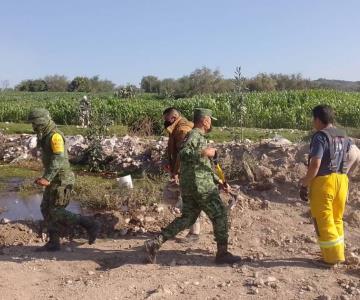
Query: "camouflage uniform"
28 108 99 251
161 128 228 243
79 96 91 127
145 108 240 264
39 127 79 231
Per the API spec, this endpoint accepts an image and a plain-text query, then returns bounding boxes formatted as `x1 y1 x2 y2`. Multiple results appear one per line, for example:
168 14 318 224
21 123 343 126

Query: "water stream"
0 178 83 221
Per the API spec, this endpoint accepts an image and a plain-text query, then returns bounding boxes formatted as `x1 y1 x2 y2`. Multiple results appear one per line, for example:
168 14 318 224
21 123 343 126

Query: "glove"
299 186 308 202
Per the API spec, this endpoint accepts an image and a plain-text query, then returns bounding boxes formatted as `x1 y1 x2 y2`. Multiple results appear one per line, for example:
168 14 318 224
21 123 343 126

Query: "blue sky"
0 0 359 86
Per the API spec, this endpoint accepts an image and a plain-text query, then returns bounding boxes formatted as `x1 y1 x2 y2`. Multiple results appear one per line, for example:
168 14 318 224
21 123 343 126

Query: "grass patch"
0 165 40 178
3 122 360 143
0 122 128 136
74 173 163 210
208 127 308 143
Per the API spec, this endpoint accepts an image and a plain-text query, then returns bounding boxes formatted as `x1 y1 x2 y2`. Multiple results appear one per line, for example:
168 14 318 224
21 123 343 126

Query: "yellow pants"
309 173 348 264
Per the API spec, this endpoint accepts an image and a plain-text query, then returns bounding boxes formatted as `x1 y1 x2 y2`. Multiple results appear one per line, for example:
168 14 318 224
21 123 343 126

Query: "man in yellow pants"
300 105 351 265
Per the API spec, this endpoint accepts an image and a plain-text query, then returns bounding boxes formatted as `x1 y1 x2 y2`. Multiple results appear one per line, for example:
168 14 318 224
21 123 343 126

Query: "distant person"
162 107 201 242
28 108 100 251
79 95 91 127
299 105 351 266
145 108 242 265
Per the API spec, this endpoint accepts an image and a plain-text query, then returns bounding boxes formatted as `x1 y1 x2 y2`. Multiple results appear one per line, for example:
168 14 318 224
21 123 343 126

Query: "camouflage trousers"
79 110 90 127
163 181 201 235
41 183 80 232
161 189 228 244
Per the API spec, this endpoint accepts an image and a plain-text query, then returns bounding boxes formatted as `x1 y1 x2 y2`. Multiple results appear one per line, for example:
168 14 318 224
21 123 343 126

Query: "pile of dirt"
0 221 41 246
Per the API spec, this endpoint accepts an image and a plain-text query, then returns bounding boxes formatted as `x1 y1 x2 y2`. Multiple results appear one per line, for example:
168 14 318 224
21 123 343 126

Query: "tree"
68 77 92 92
16 79 48 92
89 75 115 92
247 73 277 91
188 67 224 95
159 78 177 98
140 76 160 93
44 75 68 92
0 80 10 91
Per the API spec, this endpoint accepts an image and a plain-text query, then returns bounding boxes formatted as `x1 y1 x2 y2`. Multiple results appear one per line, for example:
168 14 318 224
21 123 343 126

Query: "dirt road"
1 183 360 300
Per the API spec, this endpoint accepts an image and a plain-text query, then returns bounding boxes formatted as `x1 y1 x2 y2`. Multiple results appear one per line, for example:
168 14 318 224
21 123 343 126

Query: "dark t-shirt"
310 131 351 176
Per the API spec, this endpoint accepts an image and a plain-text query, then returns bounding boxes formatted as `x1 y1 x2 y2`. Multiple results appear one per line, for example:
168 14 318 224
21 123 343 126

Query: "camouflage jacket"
179 128 219 195
39 129 75 186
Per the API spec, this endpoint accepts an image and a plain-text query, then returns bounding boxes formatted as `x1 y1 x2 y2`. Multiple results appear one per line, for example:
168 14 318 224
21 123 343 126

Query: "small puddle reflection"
0 193 83 221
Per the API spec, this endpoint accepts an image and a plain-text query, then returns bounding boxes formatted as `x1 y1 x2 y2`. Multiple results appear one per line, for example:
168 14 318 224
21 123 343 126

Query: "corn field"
1 90 360 130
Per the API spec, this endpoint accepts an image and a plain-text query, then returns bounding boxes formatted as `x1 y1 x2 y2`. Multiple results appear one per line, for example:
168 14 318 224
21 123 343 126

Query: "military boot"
79 216 101 245
215 243 242 265
144 235 164 264
36 230 60 252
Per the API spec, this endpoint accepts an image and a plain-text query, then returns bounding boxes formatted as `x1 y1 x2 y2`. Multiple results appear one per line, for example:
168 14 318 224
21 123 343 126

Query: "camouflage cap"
28 108 51 125
193 108 217 121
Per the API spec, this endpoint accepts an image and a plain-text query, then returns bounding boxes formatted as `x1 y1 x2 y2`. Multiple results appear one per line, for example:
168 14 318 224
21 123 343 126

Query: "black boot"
79 216 100 245
36 230 61 252
215 243 242 265
144 235 164 264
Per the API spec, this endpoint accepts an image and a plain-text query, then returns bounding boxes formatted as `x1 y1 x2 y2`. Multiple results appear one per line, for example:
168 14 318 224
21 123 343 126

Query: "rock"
254 166 273 180
304 285 313 291
147 285 173 299
267 137 292 148
248 288 259 295
27 136 38 149
119 228 128 236
155 206 164 213
144 216 156 223
139 227 147 234
304 236 317 244
346 253 360 265
134 214 144 223
340 295 350 300
88 271 95 276
243 161 255 183
265 276 277 285
261 200 270 209
0 218 11 224
346 211 360 227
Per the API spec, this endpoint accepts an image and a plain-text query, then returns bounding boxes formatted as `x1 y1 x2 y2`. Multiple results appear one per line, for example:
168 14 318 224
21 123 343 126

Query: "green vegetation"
1 90 360 131
0 165 40 178
0 165 162 210
0 122 128 136
75 174 162 210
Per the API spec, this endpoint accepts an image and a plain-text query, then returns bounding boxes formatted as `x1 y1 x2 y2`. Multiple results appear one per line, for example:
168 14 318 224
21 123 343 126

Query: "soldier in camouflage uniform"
79 95 91 127
145 108 242 264
28 108 100 251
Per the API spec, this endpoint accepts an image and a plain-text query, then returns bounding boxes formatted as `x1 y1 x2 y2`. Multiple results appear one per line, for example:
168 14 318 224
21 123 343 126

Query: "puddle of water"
0 192 84 221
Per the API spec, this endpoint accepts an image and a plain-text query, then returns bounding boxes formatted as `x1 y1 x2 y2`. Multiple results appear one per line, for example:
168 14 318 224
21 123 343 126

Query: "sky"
0 0 359 87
